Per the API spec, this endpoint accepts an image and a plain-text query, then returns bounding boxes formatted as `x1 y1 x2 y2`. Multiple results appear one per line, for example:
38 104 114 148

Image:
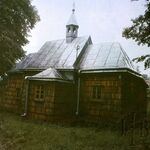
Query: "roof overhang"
80 67 140 76
80 67 148 87
26 77 73 83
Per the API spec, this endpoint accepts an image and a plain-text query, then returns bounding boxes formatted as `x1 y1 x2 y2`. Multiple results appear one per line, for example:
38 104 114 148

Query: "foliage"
122 1 150 69
0 0 40 75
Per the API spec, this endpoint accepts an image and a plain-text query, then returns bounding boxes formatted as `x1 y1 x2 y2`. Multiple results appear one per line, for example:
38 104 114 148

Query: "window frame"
91 85 102 100
34 85 45 102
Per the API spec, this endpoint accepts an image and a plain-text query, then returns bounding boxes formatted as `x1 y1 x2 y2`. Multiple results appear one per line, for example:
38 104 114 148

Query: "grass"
0 111 149 150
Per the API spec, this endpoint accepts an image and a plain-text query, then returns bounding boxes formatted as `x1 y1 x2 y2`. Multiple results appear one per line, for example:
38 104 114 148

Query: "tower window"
73 27 76 33
68 27 71 32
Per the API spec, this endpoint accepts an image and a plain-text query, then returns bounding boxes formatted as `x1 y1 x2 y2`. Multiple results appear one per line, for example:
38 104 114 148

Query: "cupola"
66 3 79 43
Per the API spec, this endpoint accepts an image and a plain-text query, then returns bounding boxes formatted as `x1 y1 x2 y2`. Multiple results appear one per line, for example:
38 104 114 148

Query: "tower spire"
72 2 75 14
66 2 79 43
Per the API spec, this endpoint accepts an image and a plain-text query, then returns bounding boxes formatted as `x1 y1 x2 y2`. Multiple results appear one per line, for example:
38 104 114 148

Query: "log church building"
0 6 148 123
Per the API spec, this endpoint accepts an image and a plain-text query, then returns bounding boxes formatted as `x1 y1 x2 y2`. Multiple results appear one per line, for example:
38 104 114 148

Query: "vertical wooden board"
28 80 56 121
121 73 147 121
1 73 25 113
54 82 75 119
80 73 122 121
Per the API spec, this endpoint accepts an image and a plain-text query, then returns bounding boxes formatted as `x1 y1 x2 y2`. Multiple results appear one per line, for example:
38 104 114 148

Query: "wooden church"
0 6 147 123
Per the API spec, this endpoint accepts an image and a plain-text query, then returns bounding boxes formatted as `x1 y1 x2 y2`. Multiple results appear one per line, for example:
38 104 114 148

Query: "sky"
24 0 150 75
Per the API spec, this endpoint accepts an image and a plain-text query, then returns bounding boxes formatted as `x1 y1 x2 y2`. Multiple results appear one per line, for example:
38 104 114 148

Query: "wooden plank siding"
79 72 147 123
0 73 24 113
121 73 147 121
27 81 75 122
27 81 55 121
0 71 147 125
79 73 122 123
0 71 41 113
54 82 75 122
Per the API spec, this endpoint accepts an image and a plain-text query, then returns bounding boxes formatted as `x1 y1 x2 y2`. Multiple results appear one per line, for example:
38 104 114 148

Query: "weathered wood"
79 72 147 123
0 71 147 125
27 80 75 122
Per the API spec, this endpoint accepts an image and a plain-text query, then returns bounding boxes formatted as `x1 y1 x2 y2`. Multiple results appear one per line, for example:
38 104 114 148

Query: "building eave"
80 67 140 75
80 67 148 86
27 77 73 83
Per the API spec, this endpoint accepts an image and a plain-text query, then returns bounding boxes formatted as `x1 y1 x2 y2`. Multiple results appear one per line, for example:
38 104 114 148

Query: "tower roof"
66 3 78 27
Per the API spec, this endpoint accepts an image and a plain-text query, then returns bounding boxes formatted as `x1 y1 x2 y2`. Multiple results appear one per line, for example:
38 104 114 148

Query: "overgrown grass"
0 111 149 150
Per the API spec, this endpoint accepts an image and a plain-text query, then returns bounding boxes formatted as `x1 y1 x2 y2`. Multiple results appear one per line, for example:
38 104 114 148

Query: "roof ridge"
44 35 90 43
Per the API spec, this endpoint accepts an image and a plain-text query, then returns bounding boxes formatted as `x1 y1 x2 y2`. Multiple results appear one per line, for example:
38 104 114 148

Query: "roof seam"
92 45 103 66
116 51 122 67
45 39 65 67
119 44 135 69
103 43 114 66
62 37 81 67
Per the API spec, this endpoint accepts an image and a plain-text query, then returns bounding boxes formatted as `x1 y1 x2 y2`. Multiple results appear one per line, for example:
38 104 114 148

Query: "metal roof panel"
78 43 135 70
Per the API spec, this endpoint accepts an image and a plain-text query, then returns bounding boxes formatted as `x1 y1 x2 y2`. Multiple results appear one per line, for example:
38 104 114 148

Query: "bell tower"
66 3 79 43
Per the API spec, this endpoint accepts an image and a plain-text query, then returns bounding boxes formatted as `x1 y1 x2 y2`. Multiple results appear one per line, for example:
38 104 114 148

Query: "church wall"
27 80 75 122
0 70 147 125
27 80 55 121
0 71 42 113
121 73 147 121
79 73 122 123
53 82 75 122
0 73 24 113
79 72 147 124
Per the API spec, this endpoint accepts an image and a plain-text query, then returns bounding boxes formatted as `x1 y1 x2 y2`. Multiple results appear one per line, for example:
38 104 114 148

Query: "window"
92 86 101 99
68 27 71 33
73 27 76 33
35 85 44 101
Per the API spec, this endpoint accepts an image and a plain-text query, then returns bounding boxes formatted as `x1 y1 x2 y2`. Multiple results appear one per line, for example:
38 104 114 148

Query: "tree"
0 0 40 75
122 1 150 69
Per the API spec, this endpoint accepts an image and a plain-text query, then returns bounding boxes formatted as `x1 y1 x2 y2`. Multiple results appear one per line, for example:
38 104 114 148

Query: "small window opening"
73 27 76 33
68 27 71 33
